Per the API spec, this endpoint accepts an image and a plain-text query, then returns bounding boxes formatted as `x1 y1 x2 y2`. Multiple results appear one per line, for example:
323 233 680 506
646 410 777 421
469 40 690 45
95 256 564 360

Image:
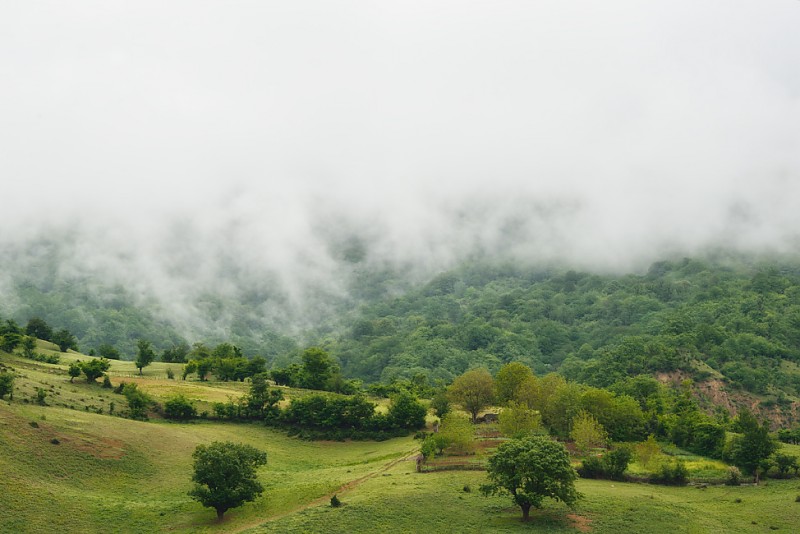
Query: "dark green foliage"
650 460 689 486
164 395 197 420
386 391 427 430
577 447 632 481
188 441 267 520
101 375 112 389
68 362 81 382
481 435 580 521
162 342 190 363
20 335 37 358
243 373 283 420
119 382 152 420
52 329 78 352
430 389 450 418
724 409 779 482
772 453 799 478
330 494 341 507
135 339 156 375
35 388 47 405
97 343 121 360
80 358 111 382
0 371 14 399
0 332 21 353
323 259 800 399
25 317 53 341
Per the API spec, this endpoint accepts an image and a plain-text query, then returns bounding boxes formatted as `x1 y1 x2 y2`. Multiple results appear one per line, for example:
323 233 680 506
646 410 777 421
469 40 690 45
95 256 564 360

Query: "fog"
2 1 800 334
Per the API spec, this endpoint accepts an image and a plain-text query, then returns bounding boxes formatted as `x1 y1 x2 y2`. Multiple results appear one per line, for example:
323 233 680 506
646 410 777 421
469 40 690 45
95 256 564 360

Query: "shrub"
726 466 742 486
577 447 632 481
164 395 197 420
166 368 175 380
102 375 113 389
330 495 342 507
650 460 689 485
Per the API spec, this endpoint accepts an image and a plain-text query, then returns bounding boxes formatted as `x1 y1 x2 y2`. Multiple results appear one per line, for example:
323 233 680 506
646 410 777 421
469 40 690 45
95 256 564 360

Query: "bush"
726 466 742 486
102 375 113 389
650 460 689 485
164 395 197 420
577 447 632 481
166 368 175 380
330 495 342 507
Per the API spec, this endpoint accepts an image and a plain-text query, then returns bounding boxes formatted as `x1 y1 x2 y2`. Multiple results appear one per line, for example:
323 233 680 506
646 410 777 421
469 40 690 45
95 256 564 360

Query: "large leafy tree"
188 441 267 520
481 435 580 521
448 368 495 423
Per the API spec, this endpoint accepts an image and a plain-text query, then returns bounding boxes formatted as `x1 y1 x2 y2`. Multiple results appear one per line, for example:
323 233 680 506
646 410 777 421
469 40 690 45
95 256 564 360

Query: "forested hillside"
327 257 800 402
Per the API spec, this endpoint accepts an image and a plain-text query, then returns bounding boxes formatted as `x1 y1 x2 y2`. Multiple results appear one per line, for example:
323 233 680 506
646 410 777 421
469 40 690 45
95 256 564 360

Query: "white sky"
2 1 800 276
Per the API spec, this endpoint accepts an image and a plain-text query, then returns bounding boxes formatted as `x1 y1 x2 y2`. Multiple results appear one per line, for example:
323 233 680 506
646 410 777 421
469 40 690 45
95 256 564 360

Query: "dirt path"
231 448 419 533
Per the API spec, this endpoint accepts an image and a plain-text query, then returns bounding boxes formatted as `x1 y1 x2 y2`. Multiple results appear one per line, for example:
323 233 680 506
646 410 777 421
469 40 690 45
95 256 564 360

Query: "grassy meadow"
3 348 800 533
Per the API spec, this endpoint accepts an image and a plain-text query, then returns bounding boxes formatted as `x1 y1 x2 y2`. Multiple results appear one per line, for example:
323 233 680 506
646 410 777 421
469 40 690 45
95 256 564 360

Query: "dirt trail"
231 448 419 533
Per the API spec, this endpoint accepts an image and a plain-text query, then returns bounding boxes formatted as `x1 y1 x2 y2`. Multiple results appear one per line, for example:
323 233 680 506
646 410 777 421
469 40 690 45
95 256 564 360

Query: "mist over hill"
2 2 800 365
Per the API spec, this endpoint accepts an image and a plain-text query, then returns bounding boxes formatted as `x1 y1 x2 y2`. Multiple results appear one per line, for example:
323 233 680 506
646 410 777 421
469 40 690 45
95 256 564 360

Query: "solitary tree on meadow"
135 339 156 375
189 441 267 520
481 435 580 522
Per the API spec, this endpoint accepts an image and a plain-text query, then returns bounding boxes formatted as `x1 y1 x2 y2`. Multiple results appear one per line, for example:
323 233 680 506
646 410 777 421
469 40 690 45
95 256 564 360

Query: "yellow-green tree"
499 401 541 438
570 410 607 454
448 368 495 423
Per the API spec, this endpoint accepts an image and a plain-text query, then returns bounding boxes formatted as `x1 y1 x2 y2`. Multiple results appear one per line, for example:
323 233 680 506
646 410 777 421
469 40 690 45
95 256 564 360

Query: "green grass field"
3 348 800 533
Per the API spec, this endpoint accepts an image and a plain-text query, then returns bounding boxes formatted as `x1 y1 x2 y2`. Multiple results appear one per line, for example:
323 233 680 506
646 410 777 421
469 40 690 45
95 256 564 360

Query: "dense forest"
4 252 800 410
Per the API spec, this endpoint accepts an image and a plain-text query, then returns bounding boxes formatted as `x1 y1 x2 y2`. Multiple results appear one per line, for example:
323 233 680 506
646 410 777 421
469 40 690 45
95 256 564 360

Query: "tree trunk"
521 504 531 522
216 508 225 520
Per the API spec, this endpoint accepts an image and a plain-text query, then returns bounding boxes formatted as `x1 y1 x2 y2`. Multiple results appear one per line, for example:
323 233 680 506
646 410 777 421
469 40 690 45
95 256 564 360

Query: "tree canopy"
481 435 580 521
188 441 267 520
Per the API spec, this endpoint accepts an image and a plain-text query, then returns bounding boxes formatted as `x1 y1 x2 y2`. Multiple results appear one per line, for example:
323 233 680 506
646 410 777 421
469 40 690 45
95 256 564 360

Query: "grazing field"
3 349 800 533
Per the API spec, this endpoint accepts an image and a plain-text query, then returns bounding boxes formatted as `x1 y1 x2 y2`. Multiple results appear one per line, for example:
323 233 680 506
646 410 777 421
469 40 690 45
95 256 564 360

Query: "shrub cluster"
577 447 632 481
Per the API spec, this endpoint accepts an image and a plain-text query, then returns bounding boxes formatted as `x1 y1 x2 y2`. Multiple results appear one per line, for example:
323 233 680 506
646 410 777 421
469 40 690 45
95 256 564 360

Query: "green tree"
448 368 495 423
80 358 111 383
724 409 779 483
439 413 476 454
430 388 451 418
164 395 197 420
0 332 22 353
68 361 82 383
387 391 427 430
0 371 14 399
300 346 335 390
188 441 268 520
52 329 78 352
20 335 37 358
481 435 580 521
498 401 541 438
25 317 53 341
97 343 121 360
135 340 156 375
495 362 534 405
570 410 608 454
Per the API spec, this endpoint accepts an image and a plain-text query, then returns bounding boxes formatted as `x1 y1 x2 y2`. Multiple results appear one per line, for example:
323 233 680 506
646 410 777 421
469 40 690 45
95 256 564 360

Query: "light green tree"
448 368 495 423
499 401 541 438
570 410 607 454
